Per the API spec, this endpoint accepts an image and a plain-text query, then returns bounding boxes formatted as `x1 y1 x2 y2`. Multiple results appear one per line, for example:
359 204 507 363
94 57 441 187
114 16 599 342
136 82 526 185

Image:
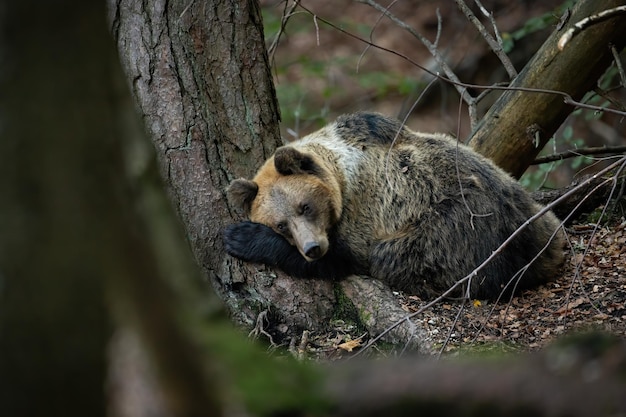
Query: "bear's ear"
274 147 321 176
227 179 259 215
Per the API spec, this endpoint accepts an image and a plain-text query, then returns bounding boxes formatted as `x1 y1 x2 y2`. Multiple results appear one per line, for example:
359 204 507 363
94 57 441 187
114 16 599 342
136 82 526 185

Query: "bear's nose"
304 242 322 259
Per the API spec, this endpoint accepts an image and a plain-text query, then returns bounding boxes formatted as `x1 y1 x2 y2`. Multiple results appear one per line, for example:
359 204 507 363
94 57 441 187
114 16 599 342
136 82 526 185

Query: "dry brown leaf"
555 297 586 314
338 339 362 352
569 253 584 265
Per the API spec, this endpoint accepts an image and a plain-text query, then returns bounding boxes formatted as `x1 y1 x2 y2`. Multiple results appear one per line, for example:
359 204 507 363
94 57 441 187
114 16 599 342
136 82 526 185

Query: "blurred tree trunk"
0 3 112 415
468 0 626 178
0 1 222 416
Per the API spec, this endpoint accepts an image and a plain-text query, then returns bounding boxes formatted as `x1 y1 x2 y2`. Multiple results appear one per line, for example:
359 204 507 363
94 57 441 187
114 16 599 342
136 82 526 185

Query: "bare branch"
356 0 398 72
355 0 476 112
532 145 626 165
299 3 626 123
561 94 626 117
437 298 468 358
610 44 626 87
433 8 443 48
267 0 301 62
475 0 506 52
455 0 517 79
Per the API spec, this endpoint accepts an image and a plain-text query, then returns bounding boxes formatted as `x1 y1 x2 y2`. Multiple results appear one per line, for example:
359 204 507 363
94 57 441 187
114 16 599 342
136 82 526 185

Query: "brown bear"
224 112 565 300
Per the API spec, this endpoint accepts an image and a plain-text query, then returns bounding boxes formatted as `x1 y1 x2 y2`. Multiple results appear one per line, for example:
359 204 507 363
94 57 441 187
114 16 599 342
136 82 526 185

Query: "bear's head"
228 146 342 262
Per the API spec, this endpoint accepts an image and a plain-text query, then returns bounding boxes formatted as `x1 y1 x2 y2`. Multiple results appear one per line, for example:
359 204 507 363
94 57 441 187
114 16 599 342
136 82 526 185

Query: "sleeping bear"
224 112 564 300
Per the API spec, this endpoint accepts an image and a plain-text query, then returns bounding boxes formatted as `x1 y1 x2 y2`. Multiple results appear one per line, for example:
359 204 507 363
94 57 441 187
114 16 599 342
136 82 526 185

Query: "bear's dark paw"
223 221 265 261
223 221 292 264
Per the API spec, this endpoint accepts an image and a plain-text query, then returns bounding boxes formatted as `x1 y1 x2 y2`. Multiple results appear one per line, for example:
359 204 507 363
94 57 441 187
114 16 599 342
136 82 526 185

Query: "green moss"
584 197 626 225
331 284 366 334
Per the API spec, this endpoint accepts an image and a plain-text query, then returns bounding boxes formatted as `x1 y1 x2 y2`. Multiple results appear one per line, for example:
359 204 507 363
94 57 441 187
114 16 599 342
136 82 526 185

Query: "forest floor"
295 215 626 361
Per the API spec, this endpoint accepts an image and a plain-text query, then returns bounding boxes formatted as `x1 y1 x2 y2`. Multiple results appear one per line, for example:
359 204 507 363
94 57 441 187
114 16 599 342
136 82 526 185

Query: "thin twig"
610 44 626 87
454 90 493 230
469 174 618 346
455 0 517 79
475 0 506 52
561 160 626 326
313 13 320 46
437 298 467 359
357 0 399 72
355 0 476 111
562 94 626 118
532 145 626 165
179 0 195 19
592 86 626 113
383 76 438 193
267 0 301 62
433 8 443 49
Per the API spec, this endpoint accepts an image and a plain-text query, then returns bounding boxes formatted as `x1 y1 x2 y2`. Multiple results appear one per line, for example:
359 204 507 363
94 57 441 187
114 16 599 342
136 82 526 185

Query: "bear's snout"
303 241 322 260
289 219 329 261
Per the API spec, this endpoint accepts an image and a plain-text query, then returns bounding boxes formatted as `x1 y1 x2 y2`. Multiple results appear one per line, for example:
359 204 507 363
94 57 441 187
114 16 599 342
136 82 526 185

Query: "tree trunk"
468 0 626 178
108 0 429 347
0 2 111 415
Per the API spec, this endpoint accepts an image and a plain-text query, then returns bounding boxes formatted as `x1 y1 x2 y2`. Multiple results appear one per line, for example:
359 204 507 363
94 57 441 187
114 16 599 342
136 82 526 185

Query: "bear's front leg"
223 221 360 280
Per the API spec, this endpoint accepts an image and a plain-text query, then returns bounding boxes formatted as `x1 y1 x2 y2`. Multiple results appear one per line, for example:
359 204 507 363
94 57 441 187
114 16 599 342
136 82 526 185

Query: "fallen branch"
532 170 625 222
558 5 626 50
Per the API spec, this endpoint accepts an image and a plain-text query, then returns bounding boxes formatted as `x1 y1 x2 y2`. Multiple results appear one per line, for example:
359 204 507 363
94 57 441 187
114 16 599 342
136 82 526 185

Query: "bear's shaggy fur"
224 112 564 299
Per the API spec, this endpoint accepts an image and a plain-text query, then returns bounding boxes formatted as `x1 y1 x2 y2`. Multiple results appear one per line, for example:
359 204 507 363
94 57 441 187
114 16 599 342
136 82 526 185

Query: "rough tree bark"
468 0 626 178
109 0 427 348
